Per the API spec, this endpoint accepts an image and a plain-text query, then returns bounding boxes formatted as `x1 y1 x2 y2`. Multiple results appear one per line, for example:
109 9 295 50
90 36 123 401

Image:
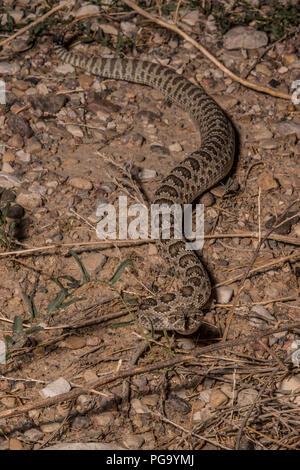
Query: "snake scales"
54 38 235 334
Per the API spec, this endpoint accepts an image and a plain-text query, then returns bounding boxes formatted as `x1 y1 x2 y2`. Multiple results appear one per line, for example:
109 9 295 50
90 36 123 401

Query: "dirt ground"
0 1 299 450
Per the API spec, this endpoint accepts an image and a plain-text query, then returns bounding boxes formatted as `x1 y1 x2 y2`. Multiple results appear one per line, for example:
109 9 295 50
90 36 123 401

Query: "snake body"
54 40 235 334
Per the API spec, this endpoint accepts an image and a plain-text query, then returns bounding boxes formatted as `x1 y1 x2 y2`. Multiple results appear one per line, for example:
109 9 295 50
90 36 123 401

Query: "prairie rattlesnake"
54 38 235 334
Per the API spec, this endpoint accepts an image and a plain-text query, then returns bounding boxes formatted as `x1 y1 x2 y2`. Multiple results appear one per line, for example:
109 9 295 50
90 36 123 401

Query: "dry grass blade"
0 0 74 48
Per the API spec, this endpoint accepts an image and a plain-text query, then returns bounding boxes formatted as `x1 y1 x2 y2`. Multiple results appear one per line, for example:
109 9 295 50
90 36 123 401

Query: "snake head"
174 310 202 335
53 32 65 46
138 304 202 335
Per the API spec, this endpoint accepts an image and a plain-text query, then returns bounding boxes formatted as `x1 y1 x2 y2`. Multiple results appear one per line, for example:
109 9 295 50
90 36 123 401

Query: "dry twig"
122 0 291 100
0 0 74 48
1 321 299 420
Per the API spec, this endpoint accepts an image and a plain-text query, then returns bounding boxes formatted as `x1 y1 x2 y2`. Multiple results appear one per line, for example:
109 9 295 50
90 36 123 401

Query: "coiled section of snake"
54 40 235 334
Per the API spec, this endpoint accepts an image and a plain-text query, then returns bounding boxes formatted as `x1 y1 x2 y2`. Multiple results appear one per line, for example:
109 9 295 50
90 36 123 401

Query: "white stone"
40 377 71 398
66 124 84 138
55 63 75 74
216 286 234 304
198 390 212 404
278 66 288 74
139 168 157 180
169 143 182 152
36 83 49 95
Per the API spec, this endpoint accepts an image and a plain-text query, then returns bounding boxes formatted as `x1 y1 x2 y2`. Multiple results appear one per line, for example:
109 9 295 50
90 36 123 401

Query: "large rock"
224 26 268 50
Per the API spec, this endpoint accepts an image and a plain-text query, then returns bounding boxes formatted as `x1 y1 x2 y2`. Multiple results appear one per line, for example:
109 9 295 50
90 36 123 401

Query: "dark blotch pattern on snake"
54 38 235 334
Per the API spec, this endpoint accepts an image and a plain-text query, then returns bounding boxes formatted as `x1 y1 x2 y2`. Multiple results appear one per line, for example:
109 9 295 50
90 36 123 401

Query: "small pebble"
278 374 300 393
64 336 86 350
210 185 227 198
93 412 115 427
131 398 150 414
259 138 279 150
278 66 288 74
2 150 15 162
69 177 93 190
0 396 16 408
139 168 157 180
237 388 259 407
2 162 14 173
16 150 31 162
74 2 99 18
66 124 84 138
9 438 24 450
7 134 24 148
23 429 44 442
251 305 275 322
55 63 75 74
209 390 228 408
193 407 213 423
16 192 42 209
257 172 278 191
168 143 182 152
216 286 234 304
223 26 268 50
40 422 61 433
199 192 215 207
122 435 145 449
120 21 137 35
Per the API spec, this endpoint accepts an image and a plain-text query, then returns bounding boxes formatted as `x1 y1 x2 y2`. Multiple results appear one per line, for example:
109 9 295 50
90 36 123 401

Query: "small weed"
115 31 135 55
0 12 16 34
77 21 135 55
5 314 44 352
210 1 300 40
4 252 135 357
161 2 177 16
